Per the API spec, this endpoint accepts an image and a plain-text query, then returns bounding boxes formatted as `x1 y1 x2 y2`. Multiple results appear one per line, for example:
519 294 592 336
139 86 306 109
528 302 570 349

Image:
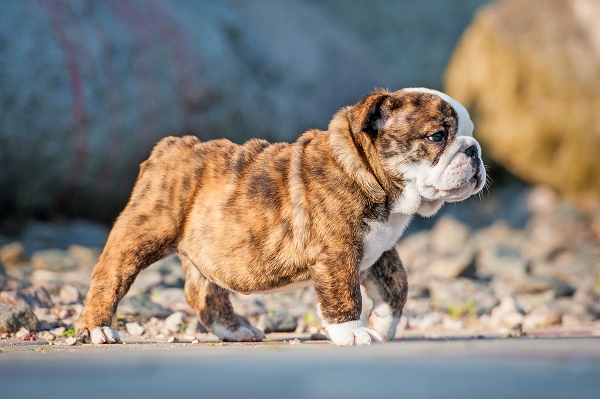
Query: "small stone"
0 274 27 292
191 339 199 344
52 326 66 336
42 331 56 342
149 287 188 311
31 249 78 271
0 303 39 333
125 322 145 337
59 285 81 305
427 278 498 316
442 316 465 330
15 326 30 339
522 310 562 330
162 312 185 334
0 242 28 268
67 245 100 269
117 296 172 323
430 215 471 256
65 336 77 346
0 286 54 309
309 332 328 340
28 270 62 294
167 336 178 343
428 251 475 279
127 271 163 296
185 317 208 335
257 310 297 333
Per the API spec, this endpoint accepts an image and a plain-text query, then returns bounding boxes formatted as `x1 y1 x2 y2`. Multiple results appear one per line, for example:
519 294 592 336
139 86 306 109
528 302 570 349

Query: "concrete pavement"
1 337 599 399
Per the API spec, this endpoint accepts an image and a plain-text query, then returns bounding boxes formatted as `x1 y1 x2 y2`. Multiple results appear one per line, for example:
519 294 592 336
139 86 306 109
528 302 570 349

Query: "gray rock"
152 256 185 288
257 310 297 333
127 271 163 297
162 312 186 334
0 303 39 333
0 286 54 309
28 270 62 295
67 245 100 270
0 273 27 292
230 294 267 319
20 221 109 255
427 278 498 315
0 242 28 268
41 331 56 342
185 317 208 335
117 296 172 323
491 274 575 298
428 251 475 279
476 244 527 279
30 249 78 271
150 288 188 312
59 284 81 305
430 216 471 256
65 336 78 346
125 322 145 337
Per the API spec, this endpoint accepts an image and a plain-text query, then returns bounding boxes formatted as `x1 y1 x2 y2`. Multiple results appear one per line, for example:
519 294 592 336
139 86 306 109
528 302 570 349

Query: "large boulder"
445 0 600 199
0 0 379 221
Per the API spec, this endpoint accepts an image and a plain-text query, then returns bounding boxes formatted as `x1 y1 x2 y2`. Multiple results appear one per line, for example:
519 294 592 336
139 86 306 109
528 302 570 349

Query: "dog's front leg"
313 253 383 346
360 249 408 342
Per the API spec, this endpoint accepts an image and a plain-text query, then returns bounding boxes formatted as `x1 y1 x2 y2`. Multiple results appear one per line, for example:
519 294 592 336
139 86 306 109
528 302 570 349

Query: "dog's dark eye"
428 131 447 142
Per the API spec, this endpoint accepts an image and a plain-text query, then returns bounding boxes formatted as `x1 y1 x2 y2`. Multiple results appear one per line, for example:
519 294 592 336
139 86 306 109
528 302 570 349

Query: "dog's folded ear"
348 91 397 137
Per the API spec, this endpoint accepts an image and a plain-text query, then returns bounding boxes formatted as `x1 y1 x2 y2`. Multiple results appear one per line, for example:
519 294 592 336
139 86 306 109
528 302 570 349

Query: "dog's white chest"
360 213 411 271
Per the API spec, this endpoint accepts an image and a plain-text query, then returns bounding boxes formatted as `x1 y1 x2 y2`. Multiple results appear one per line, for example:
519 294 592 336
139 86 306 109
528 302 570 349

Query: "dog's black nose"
465 145 478 159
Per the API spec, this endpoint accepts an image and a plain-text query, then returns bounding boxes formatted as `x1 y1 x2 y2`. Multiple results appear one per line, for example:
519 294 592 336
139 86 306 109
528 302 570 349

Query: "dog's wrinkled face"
353 88 486 216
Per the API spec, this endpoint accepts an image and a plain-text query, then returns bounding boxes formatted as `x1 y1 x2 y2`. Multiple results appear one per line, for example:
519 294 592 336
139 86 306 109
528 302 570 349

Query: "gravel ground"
1 185 599 345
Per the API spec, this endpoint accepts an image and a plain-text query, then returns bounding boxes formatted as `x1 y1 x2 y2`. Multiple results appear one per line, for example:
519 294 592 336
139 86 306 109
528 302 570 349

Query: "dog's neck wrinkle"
327 112 386 203
354 131 403 206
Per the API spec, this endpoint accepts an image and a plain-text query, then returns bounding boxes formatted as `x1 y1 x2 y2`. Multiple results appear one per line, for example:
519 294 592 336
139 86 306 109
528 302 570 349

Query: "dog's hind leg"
75 203 180 343
76 137 199 343
359 249 408 342
182 257 265 342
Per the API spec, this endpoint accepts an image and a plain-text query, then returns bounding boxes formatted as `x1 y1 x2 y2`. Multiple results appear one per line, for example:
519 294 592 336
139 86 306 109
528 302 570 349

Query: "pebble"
0 242 28 268
117 296 172 322
257 310 297 333
65 336 77 346
125 322 145 337
59 285 81 305
166 336 178 343
15 327 30 339
191 339 199 344
0 303 39 333
162 312 185 334
42 331 56 342
31 249 78 271
0 286 54 309
309 332 328 340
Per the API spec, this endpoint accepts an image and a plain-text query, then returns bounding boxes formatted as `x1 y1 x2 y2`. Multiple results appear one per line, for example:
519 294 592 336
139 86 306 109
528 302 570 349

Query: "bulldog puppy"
76 88 486 346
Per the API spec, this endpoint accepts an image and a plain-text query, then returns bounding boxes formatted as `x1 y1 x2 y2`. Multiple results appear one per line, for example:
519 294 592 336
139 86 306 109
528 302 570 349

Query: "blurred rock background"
1 0 599 342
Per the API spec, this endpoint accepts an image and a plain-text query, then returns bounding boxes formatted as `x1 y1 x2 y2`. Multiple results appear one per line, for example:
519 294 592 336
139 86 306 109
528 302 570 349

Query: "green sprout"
507 326 526 338
447 303 464 319
60 326 76 337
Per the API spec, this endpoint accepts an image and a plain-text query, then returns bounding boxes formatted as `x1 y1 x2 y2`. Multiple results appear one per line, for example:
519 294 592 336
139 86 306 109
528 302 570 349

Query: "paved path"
1 337 600 398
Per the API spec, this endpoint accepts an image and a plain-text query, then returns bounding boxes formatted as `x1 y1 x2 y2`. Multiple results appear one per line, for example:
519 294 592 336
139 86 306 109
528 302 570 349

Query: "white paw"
90 326 121 344
211 322 264 342
324 319 383 346
246 325 266 341
368 304 399 342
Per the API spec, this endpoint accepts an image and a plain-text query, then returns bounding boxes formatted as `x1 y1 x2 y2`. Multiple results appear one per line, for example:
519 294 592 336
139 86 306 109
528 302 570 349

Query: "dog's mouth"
442 170 482 201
